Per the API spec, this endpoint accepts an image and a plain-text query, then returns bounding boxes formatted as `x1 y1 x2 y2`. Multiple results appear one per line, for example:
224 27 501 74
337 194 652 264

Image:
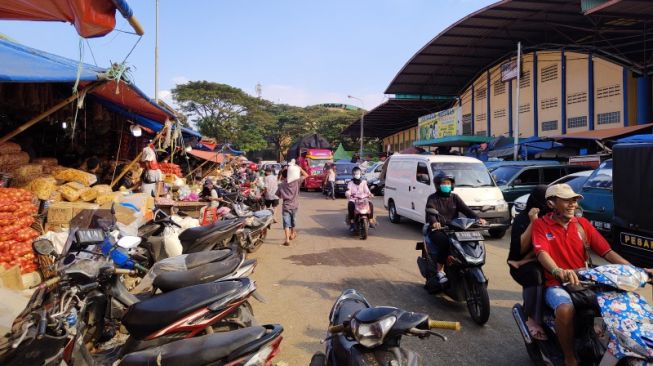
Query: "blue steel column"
508 79 513 137
486 70 491 136
623 67 629 126
636 75 651 124
561 49 567 134
588 52 595 130
533 50 538 137
471 86 475 134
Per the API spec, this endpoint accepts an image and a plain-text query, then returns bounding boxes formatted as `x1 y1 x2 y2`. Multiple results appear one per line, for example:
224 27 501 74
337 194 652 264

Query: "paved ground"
249 192 531 365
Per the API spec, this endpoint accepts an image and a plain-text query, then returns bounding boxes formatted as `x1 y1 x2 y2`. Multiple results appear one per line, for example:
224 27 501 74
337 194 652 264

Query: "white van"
383 154 510 238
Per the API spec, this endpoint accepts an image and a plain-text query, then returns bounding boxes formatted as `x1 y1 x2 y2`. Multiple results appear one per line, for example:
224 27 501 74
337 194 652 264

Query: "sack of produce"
0 142 21 154
96 192 121 205
32 157 58 166
58 185 81 202
28 176 57 200
54 168 97 186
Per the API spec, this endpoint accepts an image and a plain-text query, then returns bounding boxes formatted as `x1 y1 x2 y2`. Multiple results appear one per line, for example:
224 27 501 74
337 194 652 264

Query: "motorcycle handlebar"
328 324 345 334
428 319 461 331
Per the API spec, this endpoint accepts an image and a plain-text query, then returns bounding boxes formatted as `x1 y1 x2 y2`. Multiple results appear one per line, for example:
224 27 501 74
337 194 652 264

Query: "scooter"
222 198 274 253
309 289 460 366
416 210 491 325
512 264 653 366
346 195 373 240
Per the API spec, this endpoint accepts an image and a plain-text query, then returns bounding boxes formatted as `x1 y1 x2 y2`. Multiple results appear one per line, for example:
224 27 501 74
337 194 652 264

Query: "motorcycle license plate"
454 231 484 241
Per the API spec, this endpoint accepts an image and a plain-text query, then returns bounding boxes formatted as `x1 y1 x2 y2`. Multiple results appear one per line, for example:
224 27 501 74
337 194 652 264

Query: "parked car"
579 159 613 239
491 164 592 205
333 161 359 197
383 154 510 238
485 159 560 171
365 161 385 195
364 161 385 181
261 162 281 175
511 170 593 218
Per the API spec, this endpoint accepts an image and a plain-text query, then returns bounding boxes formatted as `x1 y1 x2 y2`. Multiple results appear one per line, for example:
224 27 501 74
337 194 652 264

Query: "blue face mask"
439 184 452 193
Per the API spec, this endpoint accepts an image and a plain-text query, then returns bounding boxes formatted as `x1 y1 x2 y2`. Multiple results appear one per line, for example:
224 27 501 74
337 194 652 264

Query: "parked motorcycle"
347 194 373 240
367 177 384 196
222 198 274 253
416 211 491 325
310 289 460 366
512 264 653 366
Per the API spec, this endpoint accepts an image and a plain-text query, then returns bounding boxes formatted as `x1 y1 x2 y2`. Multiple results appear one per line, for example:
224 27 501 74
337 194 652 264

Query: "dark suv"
492 164 593 205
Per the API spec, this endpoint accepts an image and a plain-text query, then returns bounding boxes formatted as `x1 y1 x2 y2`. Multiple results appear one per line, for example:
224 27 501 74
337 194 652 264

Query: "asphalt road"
249 192 532 365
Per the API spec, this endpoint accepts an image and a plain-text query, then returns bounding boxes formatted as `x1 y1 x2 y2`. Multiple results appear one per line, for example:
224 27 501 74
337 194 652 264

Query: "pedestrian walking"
263 167 279 222
276 166 308 246
325 165 336 200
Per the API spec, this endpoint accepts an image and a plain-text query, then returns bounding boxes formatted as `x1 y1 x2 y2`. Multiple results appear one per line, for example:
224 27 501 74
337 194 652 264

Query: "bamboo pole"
110 127 167 189
184 159 211 179
0 81 107 146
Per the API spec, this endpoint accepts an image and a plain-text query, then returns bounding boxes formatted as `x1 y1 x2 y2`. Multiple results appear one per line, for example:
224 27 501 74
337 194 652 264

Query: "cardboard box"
46 201 99 225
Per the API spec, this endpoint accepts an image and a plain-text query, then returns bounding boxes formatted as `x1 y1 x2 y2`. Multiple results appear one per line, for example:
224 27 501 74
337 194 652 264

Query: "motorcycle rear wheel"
309 352 326 366
466 280 490 325
210 301 257 332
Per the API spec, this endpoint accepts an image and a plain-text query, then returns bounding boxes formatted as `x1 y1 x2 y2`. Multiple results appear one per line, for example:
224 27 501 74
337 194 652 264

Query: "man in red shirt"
532 183 649 366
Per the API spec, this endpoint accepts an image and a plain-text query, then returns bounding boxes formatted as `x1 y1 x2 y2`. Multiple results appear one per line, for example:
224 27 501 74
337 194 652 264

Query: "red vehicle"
298 148 333 190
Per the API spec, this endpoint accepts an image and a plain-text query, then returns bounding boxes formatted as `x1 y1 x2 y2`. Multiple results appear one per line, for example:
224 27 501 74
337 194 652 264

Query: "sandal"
526 320 548 341
282 241 290 246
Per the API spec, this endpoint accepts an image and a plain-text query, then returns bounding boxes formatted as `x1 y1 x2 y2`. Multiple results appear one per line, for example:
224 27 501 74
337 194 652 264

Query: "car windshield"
366 164 378 174
336 164 358 175
583 160 612 189
308 158 330 168
490 166 522 185
431 162 495 187
554 174 589 193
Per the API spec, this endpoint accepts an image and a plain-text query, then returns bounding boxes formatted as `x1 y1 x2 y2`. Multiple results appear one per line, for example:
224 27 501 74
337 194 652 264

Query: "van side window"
514 168 539 185
416 162 430 185
542 167 563 183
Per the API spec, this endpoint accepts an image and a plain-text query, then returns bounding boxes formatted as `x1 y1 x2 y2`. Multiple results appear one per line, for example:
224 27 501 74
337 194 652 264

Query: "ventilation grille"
494 81 506 96
567 92 587 105
519 71 531 89
476 87 487 100
541 64 558 83
597 85 621 99
541 97 559 110
542 120 558 131
519 104 531 114
493 109 506 119
597 111 620 125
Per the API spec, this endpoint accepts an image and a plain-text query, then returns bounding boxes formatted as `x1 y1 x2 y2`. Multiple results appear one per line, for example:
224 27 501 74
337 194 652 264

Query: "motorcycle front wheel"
359 219 369 240
465 279 490 325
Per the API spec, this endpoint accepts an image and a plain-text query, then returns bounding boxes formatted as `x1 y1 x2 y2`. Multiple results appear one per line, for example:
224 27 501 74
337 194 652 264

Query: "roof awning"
0 0 143 38
414 135 494 147
343 98 453 138
188 149 224 163
552 123 653 141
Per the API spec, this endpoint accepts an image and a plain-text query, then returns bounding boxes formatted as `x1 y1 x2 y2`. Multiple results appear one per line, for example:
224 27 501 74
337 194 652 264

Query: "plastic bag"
163 225 182 258
131 254 189 294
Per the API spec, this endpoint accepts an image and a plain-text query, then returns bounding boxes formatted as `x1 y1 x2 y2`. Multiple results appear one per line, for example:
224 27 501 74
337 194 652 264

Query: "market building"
344 0 653 153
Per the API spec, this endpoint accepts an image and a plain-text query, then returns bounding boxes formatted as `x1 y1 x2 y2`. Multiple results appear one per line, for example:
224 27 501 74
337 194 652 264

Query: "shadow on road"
283 246 393 267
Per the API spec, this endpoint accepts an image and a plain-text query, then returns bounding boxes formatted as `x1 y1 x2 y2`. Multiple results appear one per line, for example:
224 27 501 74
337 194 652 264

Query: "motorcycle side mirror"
33 239 56 257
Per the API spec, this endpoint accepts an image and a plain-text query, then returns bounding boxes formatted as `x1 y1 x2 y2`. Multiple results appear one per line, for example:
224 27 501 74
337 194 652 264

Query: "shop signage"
418 107 461 140
501 60 518 82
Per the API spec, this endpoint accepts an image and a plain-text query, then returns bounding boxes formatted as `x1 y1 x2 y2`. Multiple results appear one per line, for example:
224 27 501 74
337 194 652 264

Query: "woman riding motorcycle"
425 172 486 286
345 167 375 231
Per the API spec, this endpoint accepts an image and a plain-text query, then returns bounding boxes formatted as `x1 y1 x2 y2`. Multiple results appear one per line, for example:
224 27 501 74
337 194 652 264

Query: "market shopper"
140 142 162 197
276 167 308 246
201 179 222 208
263 167 279 221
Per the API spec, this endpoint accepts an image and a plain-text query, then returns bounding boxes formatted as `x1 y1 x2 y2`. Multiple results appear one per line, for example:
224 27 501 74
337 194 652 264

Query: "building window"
493 109 506 119
541 64 558 83
475 86 487 100
476 113 487 121
475 130 487 136
462 113 473 135
597 111 621 125
541 97 559 110
567 116 588 128
519 70 531 89
542 120 558 131
567 91 588 105
519 103 531 114
493 80 506 96
597 84 621 99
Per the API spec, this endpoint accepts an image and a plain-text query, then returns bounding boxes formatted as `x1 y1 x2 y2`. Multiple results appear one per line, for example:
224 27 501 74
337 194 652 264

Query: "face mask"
353 173 361 179
439 184 452 193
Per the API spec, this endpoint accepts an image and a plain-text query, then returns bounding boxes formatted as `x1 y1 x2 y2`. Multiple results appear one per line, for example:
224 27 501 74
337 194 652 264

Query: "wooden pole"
184 159 211 179
201 162 220 180
110 127 166 189
0 81 106 146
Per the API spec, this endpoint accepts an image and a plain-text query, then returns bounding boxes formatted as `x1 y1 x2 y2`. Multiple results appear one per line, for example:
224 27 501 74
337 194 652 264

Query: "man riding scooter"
345 167 375 232
532 183 653 366
425 172 486 287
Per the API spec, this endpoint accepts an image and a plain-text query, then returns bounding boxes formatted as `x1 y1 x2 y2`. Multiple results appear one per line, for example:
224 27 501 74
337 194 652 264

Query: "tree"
172 81 273 151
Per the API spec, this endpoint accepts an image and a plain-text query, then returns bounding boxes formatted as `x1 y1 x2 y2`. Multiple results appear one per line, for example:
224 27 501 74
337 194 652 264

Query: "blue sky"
0 0 495 110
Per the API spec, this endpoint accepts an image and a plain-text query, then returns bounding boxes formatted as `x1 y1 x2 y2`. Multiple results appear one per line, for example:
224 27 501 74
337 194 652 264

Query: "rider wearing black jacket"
425 172 485 287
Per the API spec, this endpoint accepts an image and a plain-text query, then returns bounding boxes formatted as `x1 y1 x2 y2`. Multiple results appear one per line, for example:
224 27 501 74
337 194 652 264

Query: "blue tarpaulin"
0 38 103 82
615 134 653 144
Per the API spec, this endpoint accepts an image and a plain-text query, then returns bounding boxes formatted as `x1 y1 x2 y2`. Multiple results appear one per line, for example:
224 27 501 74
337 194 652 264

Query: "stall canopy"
488 136 562 159
616 134 653 144
552 123 653 142
333 143 352 161
188 149 224 163
0 0 143 38
414 135 493 147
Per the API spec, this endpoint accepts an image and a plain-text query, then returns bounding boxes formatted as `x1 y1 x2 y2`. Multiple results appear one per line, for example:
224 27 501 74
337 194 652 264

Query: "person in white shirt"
325 165 336 200
263 168 279 220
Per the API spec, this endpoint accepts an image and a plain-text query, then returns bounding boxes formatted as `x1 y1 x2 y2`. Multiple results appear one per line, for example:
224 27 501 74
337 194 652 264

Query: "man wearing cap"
532 183 650 366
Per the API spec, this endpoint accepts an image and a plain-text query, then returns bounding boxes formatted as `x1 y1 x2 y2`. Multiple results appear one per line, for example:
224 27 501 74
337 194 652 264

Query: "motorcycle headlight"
512 201 524 212
496 200 509 212
335 180 345 184
350 316 396 348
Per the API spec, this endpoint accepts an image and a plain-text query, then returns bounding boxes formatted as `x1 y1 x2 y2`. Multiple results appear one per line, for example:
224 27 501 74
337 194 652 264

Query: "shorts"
545 286 573 311
265 199 279 208
282 209 297 229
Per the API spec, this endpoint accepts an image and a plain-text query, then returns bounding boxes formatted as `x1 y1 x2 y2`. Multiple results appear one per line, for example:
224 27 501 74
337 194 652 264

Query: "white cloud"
158 90 174 106
171 76 189 86
257 84 387 111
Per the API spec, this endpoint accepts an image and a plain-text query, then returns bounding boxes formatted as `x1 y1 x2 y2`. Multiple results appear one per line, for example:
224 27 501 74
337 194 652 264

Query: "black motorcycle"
310 289 460 366
416 211 491 325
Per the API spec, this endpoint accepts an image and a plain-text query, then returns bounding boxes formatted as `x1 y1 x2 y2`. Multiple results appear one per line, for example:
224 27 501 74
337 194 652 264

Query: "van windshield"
431 162 495 188
490 166 522 185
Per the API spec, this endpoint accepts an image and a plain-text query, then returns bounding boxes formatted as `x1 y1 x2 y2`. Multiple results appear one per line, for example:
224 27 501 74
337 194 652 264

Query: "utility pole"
255 82 262 99
155 0 159 102
513 42 521 161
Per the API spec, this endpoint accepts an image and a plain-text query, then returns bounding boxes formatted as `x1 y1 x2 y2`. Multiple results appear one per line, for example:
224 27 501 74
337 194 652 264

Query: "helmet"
352 166 362 175
249 163 258 171
433 172 455 191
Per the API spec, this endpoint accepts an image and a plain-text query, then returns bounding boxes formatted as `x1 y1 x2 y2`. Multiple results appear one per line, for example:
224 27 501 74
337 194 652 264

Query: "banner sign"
418 107 461 140
501 60 518 82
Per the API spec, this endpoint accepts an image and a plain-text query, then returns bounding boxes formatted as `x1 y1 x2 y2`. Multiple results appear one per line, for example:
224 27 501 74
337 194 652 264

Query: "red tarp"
189 149 225 163
0 0 120 38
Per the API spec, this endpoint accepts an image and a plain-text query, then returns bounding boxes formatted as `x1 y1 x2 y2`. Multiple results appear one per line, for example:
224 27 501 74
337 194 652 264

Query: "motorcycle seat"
178 219 238 243
184 249 233 268
122 279 247 339
118 326 266 366
153 254 242 292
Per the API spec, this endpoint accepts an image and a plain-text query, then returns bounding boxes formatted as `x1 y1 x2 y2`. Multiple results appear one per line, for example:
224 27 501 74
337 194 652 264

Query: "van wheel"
389 201 401 224
489 228 506 239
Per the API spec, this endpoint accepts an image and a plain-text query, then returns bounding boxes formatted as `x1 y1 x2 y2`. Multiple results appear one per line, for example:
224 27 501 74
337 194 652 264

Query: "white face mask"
353 173 361 179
